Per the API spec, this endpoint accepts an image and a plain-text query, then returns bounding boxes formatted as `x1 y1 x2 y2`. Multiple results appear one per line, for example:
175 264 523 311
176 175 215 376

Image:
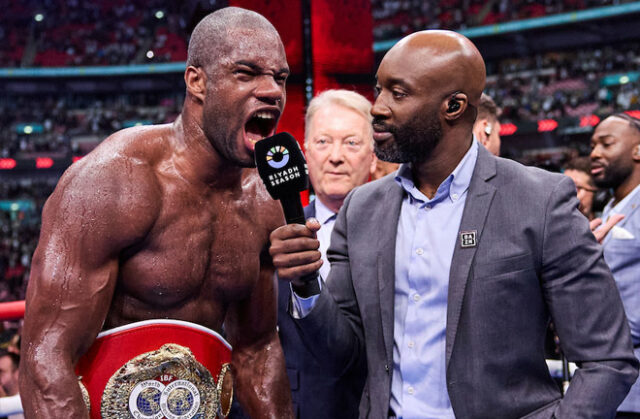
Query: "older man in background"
277 89 375 418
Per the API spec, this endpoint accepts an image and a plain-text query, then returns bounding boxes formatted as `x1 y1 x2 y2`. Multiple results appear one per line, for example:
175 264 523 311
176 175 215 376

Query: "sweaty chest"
120 189 270 306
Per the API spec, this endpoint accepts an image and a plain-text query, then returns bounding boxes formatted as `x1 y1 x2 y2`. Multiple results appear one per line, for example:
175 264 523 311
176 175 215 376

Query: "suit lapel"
376 178 404 367
304 199 317 219
602 188 640 245
446 147 497 366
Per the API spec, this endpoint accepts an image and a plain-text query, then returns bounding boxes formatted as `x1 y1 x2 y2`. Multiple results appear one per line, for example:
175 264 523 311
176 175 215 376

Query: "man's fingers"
591 214 625 243
270 224 316 241
270 235 320 256
269 220 323 282
272 250 322 269
589 218 603 231
305 217 321 232
278 259 324 283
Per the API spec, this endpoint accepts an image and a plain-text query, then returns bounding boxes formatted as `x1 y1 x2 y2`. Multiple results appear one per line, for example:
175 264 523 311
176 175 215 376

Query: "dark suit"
294 146 638 418
277 201 366 419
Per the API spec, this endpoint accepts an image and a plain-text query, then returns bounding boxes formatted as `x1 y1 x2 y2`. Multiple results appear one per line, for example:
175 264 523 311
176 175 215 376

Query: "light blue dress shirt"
390 140 478 419
600 183 640 413
291 198 335 317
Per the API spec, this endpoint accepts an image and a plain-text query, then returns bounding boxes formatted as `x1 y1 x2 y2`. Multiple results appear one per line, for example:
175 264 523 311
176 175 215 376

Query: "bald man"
21 8 293 418
270 30 638 418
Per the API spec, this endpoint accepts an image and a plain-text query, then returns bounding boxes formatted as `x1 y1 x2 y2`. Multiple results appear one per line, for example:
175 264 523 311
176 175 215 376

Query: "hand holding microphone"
255 133 323 296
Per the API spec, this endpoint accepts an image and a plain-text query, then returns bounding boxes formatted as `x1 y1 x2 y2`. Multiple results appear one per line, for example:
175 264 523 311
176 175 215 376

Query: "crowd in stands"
0 178 56 305
0 93 183 159
372 0 625 42
0 0 190 67
486 42 640 122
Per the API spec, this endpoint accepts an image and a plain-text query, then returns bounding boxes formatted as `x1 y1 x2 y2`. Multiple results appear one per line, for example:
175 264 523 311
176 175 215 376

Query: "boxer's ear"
184 66 207 102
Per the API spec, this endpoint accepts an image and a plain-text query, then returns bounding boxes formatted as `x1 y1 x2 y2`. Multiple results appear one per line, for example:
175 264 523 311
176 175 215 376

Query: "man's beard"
593 162 632 190
373 112 442 164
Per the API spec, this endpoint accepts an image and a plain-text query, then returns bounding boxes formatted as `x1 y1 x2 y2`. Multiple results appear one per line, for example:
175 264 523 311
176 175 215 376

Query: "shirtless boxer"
20 8 293 418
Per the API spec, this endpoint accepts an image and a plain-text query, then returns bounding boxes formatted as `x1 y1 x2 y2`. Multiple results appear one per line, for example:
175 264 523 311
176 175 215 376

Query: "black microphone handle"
280 195 306 225
279 195 320 295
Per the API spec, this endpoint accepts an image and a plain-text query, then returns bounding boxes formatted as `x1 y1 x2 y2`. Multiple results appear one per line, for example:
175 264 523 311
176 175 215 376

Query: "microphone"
254 132 309 225
255 132 320 296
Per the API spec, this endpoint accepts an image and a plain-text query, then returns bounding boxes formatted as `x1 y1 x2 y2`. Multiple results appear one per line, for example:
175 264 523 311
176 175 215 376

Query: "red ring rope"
0 301 25 320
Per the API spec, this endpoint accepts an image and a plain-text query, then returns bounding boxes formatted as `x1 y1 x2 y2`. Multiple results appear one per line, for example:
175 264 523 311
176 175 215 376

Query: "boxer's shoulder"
241 168 285 228
43 126 165 243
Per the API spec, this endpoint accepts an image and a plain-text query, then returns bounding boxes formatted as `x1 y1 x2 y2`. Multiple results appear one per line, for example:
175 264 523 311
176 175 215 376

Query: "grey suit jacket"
295 146 639 419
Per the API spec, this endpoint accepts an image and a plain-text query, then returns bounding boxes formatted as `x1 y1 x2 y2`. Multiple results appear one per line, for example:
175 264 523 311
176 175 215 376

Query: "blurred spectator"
590 113 640 416
0 348 22 419
562 156 597 220
0 349 19 398
372 159 399 181
473 93 502 156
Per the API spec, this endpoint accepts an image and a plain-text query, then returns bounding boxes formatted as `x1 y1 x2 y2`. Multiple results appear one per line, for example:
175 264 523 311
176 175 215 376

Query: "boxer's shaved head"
187 7 279 69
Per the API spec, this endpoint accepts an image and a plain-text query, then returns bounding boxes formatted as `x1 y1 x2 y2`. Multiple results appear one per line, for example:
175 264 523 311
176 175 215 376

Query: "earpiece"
484 123 492 136
447 100 461 113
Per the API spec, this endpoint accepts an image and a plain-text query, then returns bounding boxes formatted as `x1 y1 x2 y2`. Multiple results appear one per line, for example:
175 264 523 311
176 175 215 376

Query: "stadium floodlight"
146 50 155 59
155 10 165 19
34 13 44 22
23 126 33 134
620 75 630 84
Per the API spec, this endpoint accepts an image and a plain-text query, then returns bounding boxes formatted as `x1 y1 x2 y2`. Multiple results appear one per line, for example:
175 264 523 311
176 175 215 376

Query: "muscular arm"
19 157 159 418
225 245 293 418
541 177 639 418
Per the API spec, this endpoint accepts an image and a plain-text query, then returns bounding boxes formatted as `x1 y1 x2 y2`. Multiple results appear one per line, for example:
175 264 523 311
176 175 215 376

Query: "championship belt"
75 319 233 418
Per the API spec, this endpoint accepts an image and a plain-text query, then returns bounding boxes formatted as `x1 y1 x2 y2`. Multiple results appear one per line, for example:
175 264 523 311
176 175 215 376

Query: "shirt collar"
394 137 478 205
603 183 640 217
314 197 338 224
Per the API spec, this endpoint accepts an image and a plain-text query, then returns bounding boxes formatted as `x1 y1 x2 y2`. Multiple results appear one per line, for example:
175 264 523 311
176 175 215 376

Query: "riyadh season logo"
266 145 289 169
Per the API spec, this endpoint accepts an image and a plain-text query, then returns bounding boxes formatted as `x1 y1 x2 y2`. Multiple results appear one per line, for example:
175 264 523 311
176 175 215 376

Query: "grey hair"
305 89 373 148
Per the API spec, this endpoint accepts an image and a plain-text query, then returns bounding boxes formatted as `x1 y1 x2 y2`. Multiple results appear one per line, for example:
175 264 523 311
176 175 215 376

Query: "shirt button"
415 248 424 255
452 193 459 200
408 386 415 395
408 341 414 348
413 294 421 302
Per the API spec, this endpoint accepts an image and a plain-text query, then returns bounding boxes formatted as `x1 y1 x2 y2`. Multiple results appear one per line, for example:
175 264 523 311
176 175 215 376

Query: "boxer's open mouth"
245 110 279 146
